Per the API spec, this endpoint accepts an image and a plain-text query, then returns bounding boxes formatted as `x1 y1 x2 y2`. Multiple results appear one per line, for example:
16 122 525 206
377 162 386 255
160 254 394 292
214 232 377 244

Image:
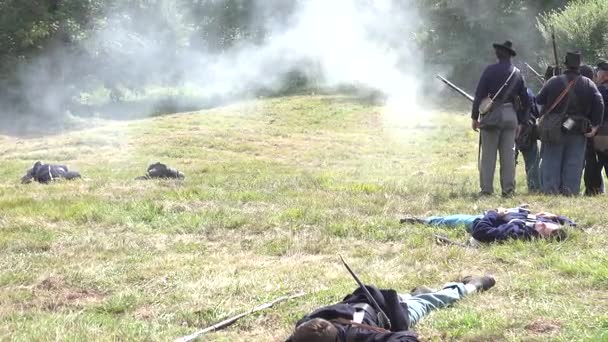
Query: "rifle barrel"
524 63 545 85
552 27 560 71
436 75 474 102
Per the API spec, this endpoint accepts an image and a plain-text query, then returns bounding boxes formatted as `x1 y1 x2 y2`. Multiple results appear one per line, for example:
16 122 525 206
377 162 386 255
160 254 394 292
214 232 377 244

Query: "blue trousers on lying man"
424 215 482 232
402 282 470 328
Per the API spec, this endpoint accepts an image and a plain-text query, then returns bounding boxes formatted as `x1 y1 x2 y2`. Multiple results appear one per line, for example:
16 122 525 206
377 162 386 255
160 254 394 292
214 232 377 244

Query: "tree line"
1 0 607 112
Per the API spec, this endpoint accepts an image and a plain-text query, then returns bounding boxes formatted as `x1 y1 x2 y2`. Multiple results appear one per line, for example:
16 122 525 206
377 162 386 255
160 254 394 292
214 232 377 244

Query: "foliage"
538 0 608 65
0 0 598 112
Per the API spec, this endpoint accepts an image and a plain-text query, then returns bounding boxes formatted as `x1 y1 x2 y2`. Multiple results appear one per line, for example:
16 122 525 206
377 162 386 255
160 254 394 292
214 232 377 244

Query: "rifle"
436 75 474 102
339 254 391 330
175 292 307 342
524 62 545 85
551 27 561 76
433 234 469 248
435 74 480 171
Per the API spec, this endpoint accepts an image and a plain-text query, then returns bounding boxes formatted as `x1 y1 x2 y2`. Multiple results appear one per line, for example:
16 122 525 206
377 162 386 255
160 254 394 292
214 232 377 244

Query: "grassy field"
0 95 607 341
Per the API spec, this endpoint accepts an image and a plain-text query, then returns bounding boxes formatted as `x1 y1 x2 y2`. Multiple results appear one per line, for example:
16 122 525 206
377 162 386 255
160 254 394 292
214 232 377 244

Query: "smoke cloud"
2 0 425 134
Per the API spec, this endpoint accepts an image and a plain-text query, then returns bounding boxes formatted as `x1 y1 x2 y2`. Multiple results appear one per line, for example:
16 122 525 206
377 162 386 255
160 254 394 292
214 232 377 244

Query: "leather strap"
542 76 578 116
491 67 519 102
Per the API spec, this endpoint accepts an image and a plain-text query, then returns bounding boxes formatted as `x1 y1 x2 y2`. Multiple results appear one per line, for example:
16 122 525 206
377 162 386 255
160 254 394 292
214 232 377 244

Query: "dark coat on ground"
136 162 185 180
21 161 81 184
294 286 419 342
471 209 574 243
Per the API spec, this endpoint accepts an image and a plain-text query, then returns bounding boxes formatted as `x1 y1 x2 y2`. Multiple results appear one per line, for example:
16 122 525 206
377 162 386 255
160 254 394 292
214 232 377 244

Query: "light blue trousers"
540 133 586 195
424 215 481 232
401 282 468 328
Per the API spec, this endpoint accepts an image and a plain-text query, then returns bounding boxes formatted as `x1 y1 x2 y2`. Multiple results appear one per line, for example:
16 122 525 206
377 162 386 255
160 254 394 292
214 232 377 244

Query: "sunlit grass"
0 95 606 341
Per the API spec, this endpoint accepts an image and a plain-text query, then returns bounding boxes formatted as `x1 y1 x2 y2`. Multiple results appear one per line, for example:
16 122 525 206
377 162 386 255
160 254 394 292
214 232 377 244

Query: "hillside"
0 95 606 341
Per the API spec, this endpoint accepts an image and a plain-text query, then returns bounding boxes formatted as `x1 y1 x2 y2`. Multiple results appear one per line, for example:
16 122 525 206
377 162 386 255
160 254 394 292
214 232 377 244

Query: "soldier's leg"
540 142 564 194
561 134 586 196
498 127 517 195
600 152 608 192
401 276 495 328
480 129 500 194
583 139 603 195
497 105 518 195
425 215 482 232
521 142 541 192
64 171 81 180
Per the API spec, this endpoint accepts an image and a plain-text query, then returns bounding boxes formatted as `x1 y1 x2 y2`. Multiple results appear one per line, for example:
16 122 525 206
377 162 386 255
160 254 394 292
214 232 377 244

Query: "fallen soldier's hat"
21 161 81 184
136 162 185 180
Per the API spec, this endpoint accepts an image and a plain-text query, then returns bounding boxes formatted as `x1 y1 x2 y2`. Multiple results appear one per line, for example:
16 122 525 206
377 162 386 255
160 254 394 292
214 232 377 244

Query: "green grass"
0 95 607 341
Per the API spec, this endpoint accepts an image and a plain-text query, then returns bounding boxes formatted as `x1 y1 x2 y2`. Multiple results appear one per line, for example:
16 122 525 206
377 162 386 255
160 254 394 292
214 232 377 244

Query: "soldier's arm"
516 76 530 124
588 81 605 127
471 67 491 120
349 329 419 342
535 78 553 107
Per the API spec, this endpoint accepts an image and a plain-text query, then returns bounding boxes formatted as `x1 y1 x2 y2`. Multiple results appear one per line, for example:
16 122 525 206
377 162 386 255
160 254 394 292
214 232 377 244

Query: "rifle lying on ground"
175 292 306 342
436 75 474 102
433 234 470 248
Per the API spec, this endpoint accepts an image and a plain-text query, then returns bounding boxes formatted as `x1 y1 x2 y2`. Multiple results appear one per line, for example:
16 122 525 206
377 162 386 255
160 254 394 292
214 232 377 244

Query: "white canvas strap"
491 67 518 102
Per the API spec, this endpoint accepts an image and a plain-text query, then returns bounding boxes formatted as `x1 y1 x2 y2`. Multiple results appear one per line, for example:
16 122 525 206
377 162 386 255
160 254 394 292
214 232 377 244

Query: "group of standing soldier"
472 41 608 196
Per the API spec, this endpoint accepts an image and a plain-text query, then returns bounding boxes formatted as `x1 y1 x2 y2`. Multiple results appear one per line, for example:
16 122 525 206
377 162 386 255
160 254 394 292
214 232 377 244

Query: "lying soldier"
286 275 495 341
401 207 573 243
21 161 81 184
136 162 185 180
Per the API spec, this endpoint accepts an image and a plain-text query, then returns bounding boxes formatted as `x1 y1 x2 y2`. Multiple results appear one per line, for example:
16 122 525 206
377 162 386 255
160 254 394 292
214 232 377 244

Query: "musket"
339 254 391 330
551 27 561 76
174 292 307 342
435 74 480 172
433 234 469 248
436 75 474 102
524 62 545 85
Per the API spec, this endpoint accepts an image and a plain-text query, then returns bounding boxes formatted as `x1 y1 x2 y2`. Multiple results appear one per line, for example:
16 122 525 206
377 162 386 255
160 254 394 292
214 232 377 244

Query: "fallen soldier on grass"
20 161 81 184
401 207 574 243
285 275 495 342
135 162 185 180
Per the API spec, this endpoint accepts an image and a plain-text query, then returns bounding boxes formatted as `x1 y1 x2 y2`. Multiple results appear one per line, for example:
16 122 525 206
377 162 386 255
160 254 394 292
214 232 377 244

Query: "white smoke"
3 0 425 132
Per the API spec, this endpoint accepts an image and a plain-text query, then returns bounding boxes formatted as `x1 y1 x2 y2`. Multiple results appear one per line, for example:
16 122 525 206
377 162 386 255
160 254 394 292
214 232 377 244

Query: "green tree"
538 0 608 65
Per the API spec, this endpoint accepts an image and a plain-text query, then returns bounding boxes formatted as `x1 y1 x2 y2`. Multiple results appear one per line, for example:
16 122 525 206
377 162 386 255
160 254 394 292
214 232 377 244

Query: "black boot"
462 275 496 292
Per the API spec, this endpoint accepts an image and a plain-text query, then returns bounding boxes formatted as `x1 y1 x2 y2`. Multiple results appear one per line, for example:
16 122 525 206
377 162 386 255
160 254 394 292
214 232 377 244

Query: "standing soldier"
516 88 541 193
583 60 608 195
471 41 529 196
536 52 604 195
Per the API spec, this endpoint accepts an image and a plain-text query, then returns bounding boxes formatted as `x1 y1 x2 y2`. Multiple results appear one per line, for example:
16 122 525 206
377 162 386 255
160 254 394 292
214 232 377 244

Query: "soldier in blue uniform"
285 275 495 342
471 41 530 196
516 88 541 192
536 52 604 195
20 161 81 184
584 60 608 195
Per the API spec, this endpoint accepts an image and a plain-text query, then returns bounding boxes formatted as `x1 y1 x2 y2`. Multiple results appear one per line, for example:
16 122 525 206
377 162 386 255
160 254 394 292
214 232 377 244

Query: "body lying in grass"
20 161 81 184
135 162 185 180
286 275 495 342
401 207 574 243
